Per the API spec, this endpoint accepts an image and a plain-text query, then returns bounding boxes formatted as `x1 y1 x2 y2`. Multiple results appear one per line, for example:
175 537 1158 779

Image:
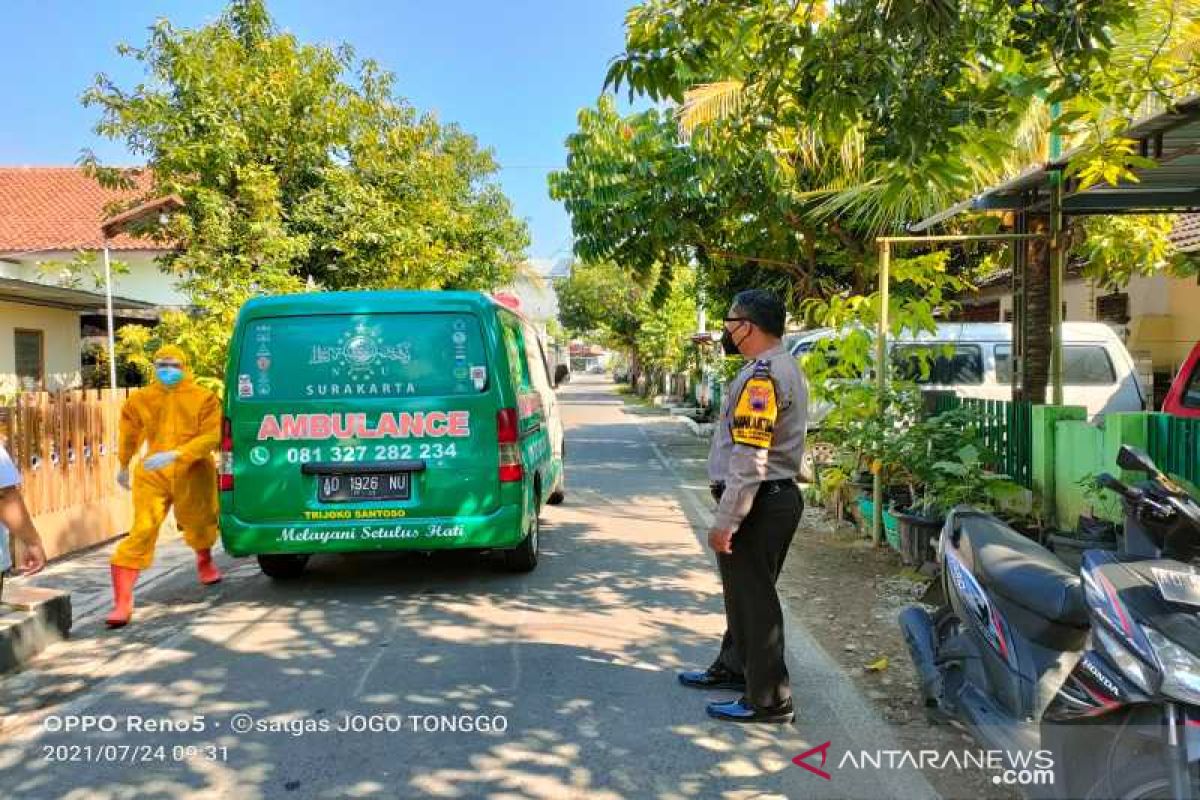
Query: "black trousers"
710 481 803 709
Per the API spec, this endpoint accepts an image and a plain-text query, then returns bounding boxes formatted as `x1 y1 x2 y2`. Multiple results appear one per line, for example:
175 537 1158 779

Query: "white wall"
0 249 186 307
0 300 81 394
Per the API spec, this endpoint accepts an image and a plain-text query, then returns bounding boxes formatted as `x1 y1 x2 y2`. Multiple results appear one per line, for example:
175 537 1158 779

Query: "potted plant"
1047 474 1121 568
889 405 980 564
1076 473 1122 542
894 426 1021 567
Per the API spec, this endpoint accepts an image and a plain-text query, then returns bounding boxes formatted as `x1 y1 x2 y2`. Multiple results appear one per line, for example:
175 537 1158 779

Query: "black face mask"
721 324 746 356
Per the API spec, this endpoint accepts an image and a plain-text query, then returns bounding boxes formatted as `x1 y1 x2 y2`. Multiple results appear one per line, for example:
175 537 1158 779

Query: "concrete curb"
0 584 72 673
679 415 714 438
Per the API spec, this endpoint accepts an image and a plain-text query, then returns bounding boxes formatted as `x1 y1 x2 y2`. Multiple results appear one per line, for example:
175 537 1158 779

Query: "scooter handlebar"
1170 494 1200 530
1097 473 1133 498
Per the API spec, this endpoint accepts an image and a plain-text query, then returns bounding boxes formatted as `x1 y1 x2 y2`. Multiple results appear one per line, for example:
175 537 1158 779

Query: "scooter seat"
954 511 1088 627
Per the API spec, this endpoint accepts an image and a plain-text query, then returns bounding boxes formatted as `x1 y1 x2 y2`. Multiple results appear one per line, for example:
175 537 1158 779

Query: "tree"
84 0 528 378
637 266 701 377
555 259 703 390
555 0 1200 401
556 260 649 377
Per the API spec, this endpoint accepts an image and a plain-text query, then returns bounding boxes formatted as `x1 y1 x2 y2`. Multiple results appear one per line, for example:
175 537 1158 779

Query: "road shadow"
0 383 875 800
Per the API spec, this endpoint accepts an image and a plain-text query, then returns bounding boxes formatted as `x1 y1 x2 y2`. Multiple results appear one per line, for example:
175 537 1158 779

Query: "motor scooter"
900 445 1200 798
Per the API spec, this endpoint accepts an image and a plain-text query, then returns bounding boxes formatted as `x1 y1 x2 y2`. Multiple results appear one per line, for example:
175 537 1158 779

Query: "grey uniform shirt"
707 343 808 531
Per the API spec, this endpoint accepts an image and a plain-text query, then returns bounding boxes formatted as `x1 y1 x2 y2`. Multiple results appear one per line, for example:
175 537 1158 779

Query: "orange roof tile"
0 166 167 253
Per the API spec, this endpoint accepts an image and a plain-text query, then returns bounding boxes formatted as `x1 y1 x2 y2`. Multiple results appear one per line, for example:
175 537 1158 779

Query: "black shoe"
678 668 747 692
706 697 795 724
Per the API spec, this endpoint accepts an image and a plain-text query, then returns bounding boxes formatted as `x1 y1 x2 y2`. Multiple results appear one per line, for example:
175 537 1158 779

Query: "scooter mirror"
1117 444 1159 474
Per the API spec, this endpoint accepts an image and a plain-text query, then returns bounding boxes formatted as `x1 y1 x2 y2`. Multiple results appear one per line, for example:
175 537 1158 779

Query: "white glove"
143 451 179 472
116 468 131 490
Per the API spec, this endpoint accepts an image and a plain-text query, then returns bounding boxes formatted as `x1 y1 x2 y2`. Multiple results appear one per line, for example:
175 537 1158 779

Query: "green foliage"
1078 215 1200 287
35 251 129 291
796 252 970 398
556 260 700 379
819 383 924 482
925 443 1024 516
637 267 700 375
556 261 648 347
817 387 1022 517
1078 473 1123 520
556 0 1200 321
83 0 527 380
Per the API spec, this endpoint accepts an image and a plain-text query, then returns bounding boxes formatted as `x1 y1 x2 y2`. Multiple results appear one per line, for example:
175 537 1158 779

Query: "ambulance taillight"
497 408 523 482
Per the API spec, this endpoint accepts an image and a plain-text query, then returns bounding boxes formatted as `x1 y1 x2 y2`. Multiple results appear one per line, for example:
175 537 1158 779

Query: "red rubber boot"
196 548 222 585
105 565 139 628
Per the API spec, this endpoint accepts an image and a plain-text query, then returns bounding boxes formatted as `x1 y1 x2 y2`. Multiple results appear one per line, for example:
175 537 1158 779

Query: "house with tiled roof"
0 166 182 393
954 217 1200 407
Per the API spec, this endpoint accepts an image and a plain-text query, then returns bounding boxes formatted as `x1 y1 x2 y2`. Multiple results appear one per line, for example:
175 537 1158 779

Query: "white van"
789 322 1147 425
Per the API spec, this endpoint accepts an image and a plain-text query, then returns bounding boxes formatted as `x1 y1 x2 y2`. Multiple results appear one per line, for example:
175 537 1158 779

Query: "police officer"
678 289 807 724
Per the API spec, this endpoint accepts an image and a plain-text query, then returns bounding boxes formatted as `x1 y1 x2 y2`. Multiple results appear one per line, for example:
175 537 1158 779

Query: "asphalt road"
0 376 936 800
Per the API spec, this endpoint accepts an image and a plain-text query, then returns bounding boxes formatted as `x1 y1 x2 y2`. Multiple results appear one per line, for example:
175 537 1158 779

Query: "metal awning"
0 277 155 311
910 93 1200 230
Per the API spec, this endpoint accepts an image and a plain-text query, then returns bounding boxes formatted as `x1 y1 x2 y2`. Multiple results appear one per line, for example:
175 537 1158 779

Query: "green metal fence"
1148 414 1200 487
930 395 1035 488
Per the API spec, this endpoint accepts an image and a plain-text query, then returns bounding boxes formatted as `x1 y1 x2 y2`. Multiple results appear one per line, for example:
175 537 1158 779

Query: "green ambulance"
218 291 567 578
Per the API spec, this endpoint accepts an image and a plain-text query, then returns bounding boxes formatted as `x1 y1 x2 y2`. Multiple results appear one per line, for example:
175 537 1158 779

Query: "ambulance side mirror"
554 364 570 388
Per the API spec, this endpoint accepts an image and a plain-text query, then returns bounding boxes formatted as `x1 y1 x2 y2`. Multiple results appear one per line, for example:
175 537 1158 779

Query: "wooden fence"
931 395 1035 488
1 389 132 561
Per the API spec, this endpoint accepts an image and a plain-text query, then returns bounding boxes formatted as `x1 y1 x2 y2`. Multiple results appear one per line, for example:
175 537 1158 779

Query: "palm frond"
677 80 746 139
1007 97 1050 168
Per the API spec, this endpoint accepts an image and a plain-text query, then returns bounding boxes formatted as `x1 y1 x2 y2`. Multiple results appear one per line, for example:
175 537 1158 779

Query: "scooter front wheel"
1086 752 1196 799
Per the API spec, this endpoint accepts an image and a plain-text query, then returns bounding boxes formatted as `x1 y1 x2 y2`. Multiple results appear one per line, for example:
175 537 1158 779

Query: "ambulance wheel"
258 554 309 580
502 515 539 573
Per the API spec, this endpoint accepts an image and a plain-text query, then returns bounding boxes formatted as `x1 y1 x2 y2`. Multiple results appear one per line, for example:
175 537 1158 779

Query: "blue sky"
0 0 641 262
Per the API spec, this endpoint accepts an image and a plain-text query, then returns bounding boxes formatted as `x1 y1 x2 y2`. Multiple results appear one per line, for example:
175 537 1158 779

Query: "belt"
709 478 796 501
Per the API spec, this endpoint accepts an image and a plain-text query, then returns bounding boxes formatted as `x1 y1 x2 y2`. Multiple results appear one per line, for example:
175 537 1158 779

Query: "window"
997 344 1117 385
1063 346 1117 385
995 345 1013 384
501 318 531 392
14 329 44 391
522 324 553 392
893 344 984 385
1182 361 1200 409
1096 293 1130 325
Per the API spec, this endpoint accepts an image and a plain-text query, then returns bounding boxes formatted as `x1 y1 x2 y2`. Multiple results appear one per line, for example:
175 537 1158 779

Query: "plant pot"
1048 531 1118 571
892 509 945 567
886 485 914 510
1077 514 1119 544
847 475 874 498
856 497 901 551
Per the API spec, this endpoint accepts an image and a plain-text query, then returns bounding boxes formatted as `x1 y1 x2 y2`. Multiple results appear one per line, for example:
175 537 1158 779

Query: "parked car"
219 290 566 578
791 322 1148 427
1162 341 1200 418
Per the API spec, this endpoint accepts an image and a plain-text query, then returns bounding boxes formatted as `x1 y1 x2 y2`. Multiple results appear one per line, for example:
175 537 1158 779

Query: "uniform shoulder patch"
731 371 777 449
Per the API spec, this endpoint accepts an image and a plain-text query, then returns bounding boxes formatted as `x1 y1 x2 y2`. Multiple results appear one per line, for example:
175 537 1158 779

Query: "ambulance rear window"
235 313 488 400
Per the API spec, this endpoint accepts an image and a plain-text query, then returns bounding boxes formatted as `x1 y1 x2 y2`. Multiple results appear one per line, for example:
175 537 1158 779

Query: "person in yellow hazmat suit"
107 345 222 628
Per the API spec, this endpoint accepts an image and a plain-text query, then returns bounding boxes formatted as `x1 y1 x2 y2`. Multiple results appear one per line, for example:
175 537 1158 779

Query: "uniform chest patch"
731 374 777 449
